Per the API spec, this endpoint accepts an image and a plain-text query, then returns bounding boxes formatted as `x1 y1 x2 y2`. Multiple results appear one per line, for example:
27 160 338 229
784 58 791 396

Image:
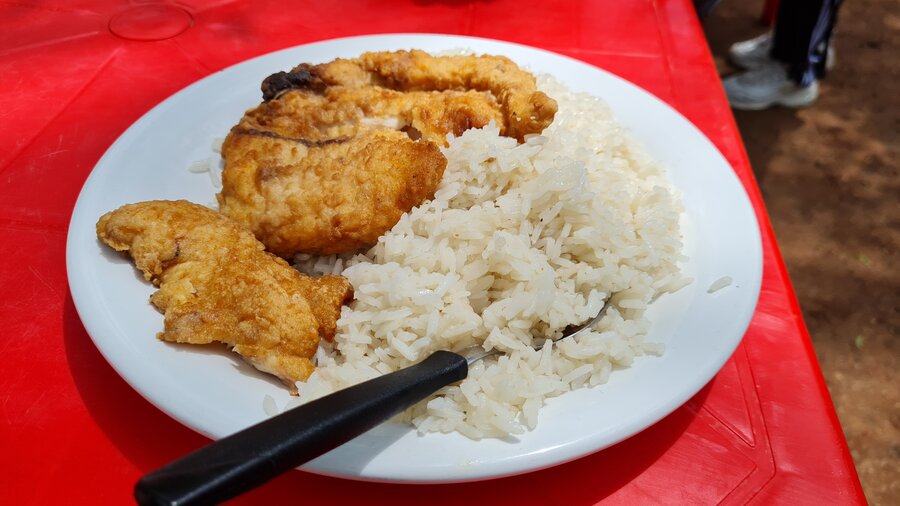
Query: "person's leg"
693 0 723 19
723 0 843 109
770 0 842 85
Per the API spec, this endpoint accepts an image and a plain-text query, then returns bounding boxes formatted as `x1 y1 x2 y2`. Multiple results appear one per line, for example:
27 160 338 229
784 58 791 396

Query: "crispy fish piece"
242 84 505 146
219 128 446 256
260 50 557 142
296 50 558 141
218 50 558 258
96 200 353 391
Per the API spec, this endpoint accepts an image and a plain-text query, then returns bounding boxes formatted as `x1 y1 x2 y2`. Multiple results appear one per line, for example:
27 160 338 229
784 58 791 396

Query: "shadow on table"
732 108 804 185
64 292 705 504
63 293 209 472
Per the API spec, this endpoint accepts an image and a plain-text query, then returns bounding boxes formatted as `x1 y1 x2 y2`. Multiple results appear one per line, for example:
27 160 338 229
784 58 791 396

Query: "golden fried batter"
217 50 558 258
306 50 558 141
96 200 353 390
242 84 505 146
219 128 446 256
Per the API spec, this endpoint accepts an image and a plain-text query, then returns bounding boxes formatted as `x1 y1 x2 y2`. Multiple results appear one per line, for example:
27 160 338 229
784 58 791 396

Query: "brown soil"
702 1 899 504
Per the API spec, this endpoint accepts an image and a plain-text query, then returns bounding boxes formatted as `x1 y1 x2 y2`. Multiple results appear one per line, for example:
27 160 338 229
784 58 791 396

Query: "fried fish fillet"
217 50 558 257
219 127 446 256
96 200 353 390
286 50 559 142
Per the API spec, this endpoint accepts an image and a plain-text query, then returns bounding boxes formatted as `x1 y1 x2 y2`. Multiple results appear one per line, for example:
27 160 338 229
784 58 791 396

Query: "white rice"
188 159 210 173
707 276 733 293
190 137 227 189
285 76 690 439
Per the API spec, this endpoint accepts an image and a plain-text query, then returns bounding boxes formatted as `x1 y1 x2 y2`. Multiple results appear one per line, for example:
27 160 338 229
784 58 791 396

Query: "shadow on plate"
96 237 147 283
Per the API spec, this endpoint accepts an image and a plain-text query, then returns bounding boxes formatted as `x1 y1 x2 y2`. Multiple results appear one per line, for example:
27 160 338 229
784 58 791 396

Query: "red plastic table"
0 1 866 504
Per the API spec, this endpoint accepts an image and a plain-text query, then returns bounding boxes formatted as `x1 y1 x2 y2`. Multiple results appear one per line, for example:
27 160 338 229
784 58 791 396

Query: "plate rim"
66 33 763 483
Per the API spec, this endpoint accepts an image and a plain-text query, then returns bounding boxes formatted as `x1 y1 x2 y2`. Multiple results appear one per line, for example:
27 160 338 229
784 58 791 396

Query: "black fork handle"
134 350 468 506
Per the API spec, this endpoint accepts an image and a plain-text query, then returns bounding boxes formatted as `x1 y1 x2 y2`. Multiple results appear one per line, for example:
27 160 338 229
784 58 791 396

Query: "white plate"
66 34 762 483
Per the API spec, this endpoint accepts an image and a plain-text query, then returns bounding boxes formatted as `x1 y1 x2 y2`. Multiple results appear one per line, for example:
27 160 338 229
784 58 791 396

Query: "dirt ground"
701 1 899 503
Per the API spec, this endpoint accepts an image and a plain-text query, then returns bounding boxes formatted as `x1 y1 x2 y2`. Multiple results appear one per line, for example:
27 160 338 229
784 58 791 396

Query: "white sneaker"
723 62 819 110
729 32 835 70
729 33 774 70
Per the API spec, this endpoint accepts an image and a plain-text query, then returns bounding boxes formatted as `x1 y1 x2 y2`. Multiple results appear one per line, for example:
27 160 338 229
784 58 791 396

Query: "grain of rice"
708 276 733 293
188 159 210 173
208 162 222 189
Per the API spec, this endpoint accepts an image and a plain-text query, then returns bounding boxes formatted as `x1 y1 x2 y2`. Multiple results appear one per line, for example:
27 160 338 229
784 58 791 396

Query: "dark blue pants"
695 0 843 85
771 0 843 85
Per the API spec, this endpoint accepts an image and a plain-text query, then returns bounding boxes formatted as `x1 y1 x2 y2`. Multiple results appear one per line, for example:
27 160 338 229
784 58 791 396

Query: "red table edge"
676 5 866 500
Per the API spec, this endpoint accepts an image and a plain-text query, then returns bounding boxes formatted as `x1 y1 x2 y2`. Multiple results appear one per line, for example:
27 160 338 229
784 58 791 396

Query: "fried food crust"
218 128 446 256
96 200 353 390
311 50 558 142
219 50 557 258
